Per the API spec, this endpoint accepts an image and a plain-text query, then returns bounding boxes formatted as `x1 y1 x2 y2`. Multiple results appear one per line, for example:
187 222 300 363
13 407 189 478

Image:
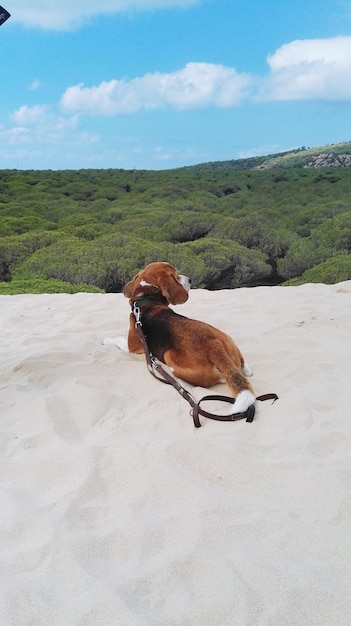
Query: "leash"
132 303 278 428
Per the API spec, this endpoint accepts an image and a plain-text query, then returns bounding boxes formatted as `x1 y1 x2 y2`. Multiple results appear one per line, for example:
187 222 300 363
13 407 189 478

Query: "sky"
1 0 351 171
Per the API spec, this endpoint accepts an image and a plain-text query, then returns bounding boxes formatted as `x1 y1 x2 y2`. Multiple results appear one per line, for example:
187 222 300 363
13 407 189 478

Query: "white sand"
1 282 351 626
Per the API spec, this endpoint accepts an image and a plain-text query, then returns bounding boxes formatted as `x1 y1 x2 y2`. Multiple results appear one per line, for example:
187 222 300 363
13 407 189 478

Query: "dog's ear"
123 273 140 298
157 271 189 305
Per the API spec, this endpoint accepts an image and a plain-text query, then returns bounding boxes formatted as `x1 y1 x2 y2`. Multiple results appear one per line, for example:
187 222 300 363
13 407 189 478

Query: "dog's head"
124 262 190 305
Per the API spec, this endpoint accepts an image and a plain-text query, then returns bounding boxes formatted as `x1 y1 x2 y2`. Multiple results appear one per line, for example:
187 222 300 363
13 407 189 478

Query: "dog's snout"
179 274 191 291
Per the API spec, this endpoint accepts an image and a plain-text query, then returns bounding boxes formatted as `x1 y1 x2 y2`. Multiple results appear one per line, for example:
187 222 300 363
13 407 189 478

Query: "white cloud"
261 36 351 101
0 127 30 145
11 104 50 125
59 37 351 119
6 104 97 148
29 79 41 91
10 0 201 30
60 62 252 114
6 35 351 162
11 104 81 134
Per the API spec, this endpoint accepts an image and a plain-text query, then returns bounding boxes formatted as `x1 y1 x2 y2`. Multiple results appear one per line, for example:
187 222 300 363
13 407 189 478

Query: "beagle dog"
103 261 255 414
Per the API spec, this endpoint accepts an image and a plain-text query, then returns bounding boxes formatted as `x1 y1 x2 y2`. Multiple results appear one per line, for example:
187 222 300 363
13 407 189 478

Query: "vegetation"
1 141 351 294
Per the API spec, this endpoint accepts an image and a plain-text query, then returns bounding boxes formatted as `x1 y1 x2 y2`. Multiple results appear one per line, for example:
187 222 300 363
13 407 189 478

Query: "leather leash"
132 303 278 428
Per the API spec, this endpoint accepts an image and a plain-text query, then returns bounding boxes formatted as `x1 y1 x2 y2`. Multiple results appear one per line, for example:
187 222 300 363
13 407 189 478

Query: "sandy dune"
1 282 351 625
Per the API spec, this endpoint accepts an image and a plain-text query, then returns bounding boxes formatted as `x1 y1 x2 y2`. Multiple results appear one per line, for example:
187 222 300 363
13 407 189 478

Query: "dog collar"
131 294 166 310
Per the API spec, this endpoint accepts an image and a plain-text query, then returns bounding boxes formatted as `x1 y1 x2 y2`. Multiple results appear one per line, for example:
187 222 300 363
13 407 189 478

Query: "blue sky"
1 0 351 170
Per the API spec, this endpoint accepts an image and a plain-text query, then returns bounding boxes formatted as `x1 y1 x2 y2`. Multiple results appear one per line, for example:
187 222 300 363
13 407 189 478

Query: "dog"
103 261 255 414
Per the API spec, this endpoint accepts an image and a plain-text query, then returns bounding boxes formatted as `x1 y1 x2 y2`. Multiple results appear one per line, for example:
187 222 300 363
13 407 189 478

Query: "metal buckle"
150 354 159 370
132 303 141 326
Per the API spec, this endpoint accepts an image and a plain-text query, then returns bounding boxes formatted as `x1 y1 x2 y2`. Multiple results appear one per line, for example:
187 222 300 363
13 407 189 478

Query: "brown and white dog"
103 261 255 414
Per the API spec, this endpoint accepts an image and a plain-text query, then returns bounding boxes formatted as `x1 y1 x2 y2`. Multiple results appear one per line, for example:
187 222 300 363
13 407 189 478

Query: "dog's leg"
102 337 129 352
103 315 145 354
241 362 253 377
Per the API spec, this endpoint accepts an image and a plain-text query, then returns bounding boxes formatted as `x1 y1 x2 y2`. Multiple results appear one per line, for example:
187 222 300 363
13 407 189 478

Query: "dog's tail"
227 370 255 414
213 347 255 414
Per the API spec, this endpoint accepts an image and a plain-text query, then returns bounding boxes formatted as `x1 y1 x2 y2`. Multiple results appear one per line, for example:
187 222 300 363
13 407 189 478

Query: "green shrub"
13 233 203 292
278 212 351 280
184 237 271 288
212 214 292 264
284 254 351 285
310 212 351 253
0 215 56 236
16 237 105 287
97 235 205 291
1 163 351 292
277 237 323 279
58 213 98 227
0 278 104 295
0 230 63 281
162 213 216 243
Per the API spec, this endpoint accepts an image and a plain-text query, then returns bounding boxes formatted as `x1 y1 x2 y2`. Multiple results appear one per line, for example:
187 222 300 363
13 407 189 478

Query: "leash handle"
191 393 278 428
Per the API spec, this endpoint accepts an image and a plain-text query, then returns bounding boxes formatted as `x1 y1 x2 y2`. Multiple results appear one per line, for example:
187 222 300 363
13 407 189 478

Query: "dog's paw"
241 362 253 377
102 337 129 352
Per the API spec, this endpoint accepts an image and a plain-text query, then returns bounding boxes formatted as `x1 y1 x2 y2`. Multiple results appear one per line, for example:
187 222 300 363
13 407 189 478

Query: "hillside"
1 141 351 294
185 141 351 171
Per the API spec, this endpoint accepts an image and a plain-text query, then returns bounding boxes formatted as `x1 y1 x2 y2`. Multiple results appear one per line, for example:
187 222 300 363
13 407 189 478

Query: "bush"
16 237 106 287
0 278 104 295
310 212 351 253
99 236 205 291
15 230 271 292
278 212 351 280
277 236 323 279
284 254 351 285
1 163 350 292
0 215 56 236
58 214 98 227
184 238 271 288
212 214 292 263
0 230 63 281
13 233 204 292
162 213 216 243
